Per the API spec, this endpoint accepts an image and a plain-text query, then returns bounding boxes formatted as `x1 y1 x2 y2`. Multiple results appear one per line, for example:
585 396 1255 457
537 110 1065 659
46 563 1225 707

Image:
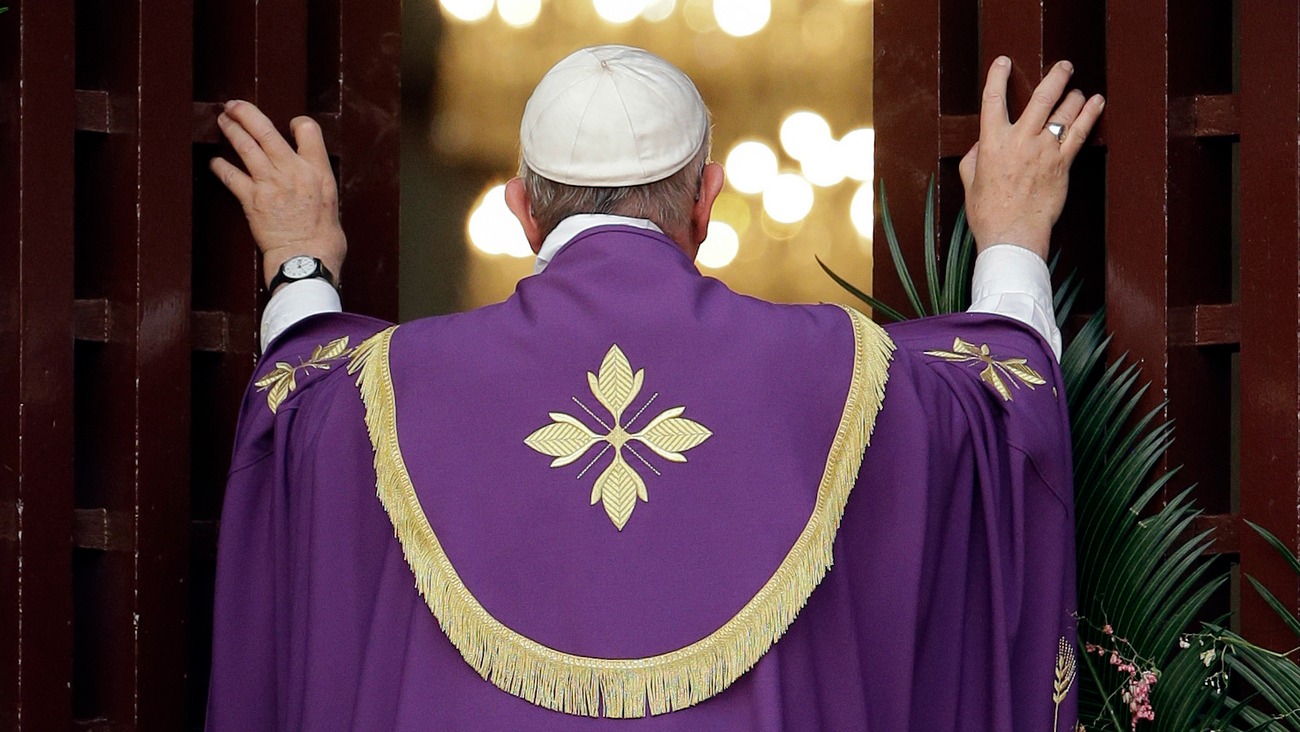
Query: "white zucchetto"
520 45 709 187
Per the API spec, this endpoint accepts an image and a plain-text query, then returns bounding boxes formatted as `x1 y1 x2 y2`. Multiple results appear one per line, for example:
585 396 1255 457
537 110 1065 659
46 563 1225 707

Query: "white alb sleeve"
260 278 343 352
967 244 1062 361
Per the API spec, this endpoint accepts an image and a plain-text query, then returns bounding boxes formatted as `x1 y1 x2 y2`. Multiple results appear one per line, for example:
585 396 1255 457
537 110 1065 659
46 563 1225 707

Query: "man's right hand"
209 100 347 290
958 57 1105 259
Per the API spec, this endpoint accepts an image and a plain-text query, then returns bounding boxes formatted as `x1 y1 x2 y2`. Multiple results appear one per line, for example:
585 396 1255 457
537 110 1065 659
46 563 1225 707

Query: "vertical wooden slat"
0 0 77 728
134 1 193 727
872 0 944 312
1104 3 1171 439
1238 0 1300 653
337 0 402 321
979 0 1044 117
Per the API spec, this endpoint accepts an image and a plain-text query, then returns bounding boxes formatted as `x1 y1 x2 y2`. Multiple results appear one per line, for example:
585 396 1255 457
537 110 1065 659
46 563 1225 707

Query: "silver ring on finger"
1045 122 1067 143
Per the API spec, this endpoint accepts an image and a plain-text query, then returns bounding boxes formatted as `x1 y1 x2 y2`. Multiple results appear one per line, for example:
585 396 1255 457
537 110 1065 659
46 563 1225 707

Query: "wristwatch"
268 255 337 291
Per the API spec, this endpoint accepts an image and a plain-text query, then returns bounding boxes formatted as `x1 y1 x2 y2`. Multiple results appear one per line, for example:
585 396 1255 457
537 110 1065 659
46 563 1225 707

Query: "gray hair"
520 130 712 240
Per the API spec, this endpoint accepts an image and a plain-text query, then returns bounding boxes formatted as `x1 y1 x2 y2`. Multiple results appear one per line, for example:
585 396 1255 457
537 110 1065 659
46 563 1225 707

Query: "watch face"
283 256 318 279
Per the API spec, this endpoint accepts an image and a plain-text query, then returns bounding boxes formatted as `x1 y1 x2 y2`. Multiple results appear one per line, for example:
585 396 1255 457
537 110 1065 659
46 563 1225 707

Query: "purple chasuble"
208 226 1078 731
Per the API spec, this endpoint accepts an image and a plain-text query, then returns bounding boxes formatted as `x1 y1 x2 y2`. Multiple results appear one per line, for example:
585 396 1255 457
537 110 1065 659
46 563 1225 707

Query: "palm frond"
877 181 927 318
814 256 909 322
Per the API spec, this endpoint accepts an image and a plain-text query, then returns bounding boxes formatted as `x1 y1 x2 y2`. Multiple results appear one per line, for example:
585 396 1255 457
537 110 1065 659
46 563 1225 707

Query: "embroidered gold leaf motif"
637 407 713 463
525 344 712 530
590 345 643 422
594 453 644 529
924 336 1046 402
1053 637 1077 732
524 413 601 467
255 336 353 413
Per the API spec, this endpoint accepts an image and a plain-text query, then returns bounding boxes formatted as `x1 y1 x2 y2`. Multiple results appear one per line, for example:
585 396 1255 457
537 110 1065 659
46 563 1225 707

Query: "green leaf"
878 180 927 318
815 257 909 322
1250 575 1300 641
942 207 971 313
922 176 941 315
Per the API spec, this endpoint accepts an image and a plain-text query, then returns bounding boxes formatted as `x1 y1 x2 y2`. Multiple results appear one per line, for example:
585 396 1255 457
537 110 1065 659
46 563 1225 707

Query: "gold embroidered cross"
524 345 712 531
924 336 1046 401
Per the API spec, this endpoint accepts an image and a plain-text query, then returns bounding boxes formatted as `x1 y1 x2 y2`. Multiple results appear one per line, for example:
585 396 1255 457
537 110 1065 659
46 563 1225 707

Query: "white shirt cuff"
967 244 1062 361
260 278 343 352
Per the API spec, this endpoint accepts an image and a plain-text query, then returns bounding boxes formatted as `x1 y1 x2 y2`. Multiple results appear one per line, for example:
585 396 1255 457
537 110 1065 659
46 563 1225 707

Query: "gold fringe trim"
349 306 893 718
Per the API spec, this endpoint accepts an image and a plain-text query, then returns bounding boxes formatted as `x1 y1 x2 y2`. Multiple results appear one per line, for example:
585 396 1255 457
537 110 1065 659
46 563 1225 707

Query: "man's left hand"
210 100 347 290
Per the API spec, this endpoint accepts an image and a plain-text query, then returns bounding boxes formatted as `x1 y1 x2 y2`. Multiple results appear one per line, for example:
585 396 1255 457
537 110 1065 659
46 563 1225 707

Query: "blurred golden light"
593 0 646 24
498 0 542 26
725 140 778 195
711 192 752 235
683 0 717 31
641 0 676 21
800 138 846 187
468 184 533 257
712 0 769 37
779 110 832 161
840 127 875 182
850 181 874 238
697 221 741 268
762 173 815 224
440 0 495 23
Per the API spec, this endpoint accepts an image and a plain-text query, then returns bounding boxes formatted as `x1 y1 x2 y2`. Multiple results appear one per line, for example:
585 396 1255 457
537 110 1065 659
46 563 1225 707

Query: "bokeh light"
762 173 815 224
497 0 542 26
779 110 833 161
800 139 846 187
682 0 717 31
468 184 532 257
840 127 875 182
713 0 770 37
850 181 874 238
697 221 741 268
725 140 778 194
440 0 495 23
641 0 676 21
593 0 646 24
711 192 752 235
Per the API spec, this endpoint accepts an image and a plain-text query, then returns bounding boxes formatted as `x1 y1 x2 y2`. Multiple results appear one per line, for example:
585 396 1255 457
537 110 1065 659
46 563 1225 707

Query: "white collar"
533 214 665 274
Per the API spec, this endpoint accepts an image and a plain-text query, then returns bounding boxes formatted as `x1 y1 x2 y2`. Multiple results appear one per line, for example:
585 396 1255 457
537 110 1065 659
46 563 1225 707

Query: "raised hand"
209 100 346 289
958 57 1105 259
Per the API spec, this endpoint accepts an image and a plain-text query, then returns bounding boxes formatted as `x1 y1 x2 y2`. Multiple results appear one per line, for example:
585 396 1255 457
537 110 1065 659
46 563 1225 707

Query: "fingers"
980 56 1012 133
1018 60 1074 132
959 142 979 190
1046 89 1087 130
290 116 331 172
1060 94 1106 162
216 112 273 178
223 99 296 167
209 156 253 200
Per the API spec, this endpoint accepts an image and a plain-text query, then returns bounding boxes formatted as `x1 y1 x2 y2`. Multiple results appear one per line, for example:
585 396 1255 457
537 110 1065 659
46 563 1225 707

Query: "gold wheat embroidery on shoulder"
254 336 353 413
1053 637 1077 732
923 337 1046 401
524 345 712 531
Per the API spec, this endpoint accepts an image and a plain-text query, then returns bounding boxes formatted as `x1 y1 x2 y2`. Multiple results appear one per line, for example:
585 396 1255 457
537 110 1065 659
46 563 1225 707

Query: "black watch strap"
268 256 337 292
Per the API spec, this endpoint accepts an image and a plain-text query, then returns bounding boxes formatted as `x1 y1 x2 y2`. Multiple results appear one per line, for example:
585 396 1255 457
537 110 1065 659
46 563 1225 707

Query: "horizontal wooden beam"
74 301 252 352
74 90 136 134
1194 512 1242 555
190 102 339 148
72 508 132 553
938 113 1110 158
1171 94 1239 139
1169 303 1240 347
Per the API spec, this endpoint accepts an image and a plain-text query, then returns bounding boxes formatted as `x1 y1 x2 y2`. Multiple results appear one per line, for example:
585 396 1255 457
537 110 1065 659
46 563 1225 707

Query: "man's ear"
505 177 545 254
689 162 726 247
